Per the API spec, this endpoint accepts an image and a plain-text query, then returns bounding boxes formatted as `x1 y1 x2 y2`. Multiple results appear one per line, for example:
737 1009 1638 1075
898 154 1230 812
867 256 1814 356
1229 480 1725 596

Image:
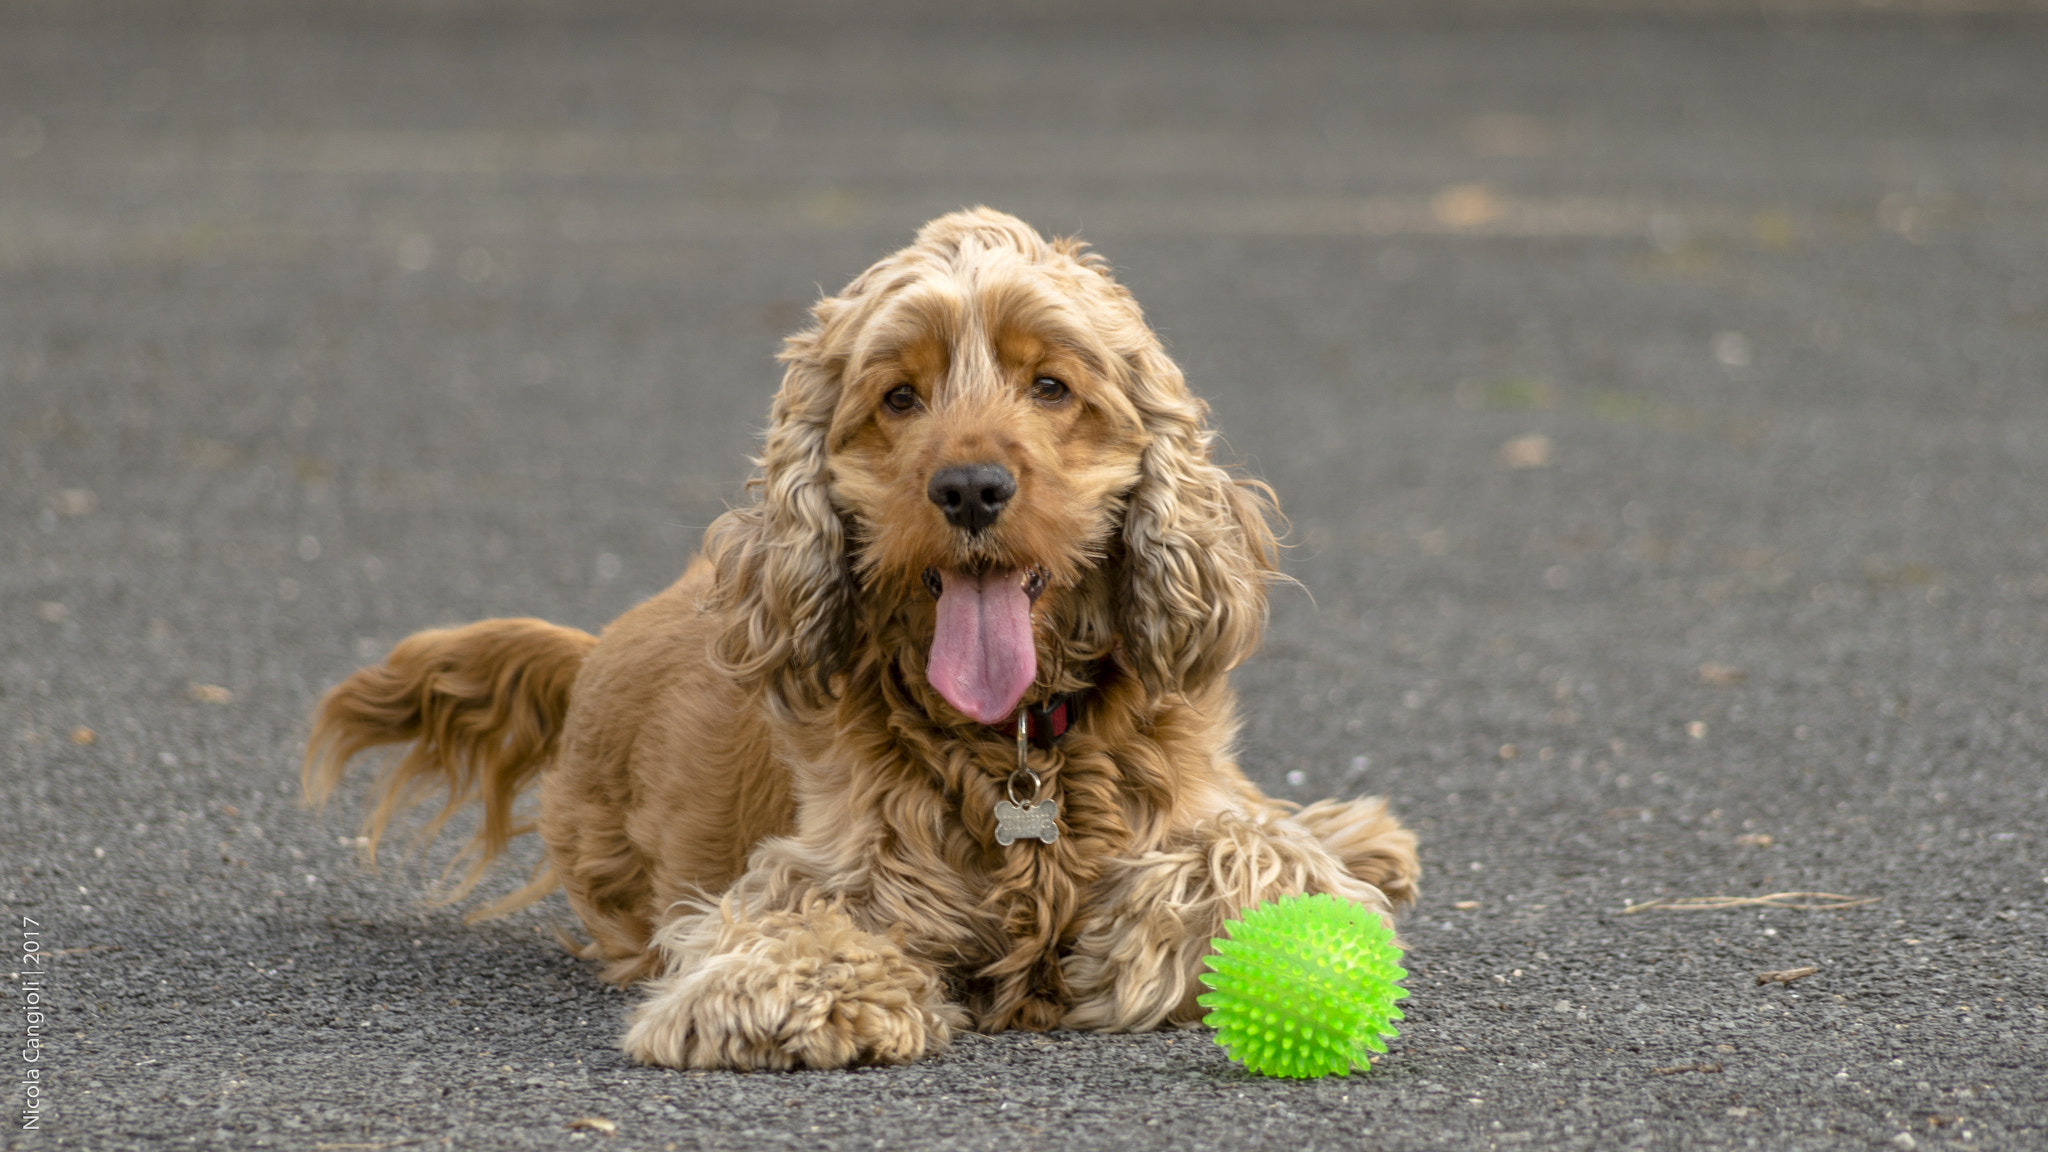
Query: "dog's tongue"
928 567 1035 725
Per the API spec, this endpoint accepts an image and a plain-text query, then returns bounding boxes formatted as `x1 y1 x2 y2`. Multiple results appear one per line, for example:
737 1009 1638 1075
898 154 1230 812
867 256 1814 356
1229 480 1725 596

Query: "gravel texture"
4 3 2046 1149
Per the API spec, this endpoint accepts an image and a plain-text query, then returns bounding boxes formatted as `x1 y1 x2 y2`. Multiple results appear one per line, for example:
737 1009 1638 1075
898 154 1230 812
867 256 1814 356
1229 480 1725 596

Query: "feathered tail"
302 618 598 917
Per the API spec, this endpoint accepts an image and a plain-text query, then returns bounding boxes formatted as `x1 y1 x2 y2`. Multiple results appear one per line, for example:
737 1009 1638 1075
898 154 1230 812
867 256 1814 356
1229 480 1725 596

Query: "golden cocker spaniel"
304 208 1419 1070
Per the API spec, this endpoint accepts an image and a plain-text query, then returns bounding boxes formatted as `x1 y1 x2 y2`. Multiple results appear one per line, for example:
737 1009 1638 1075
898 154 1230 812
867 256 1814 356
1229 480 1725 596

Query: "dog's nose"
927 463 1016 533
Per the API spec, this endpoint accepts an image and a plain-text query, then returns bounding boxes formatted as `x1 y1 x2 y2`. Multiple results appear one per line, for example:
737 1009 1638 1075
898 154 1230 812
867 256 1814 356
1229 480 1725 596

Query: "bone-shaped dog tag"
994 798 1060 846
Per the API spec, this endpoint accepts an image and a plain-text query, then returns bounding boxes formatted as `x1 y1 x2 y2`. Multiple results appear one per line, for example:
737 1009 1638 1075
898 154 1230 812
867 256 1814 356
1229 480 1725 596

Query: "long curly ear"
700 323 859 719
1117 346 1282 700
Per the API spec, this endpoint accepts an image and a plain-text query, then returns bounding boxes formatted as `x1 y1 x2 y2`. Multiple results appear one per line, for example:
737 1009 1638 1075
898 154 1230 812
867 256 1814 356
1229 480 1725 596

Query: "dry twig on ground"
1756 967 1820 986
1621 892 1877 914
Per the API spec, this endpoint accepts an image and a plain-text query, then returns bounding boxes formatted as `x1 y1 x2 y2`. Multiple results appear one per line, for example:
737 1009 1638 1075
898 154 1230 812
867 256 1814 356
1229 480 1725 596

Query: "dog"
303 208 1419 1070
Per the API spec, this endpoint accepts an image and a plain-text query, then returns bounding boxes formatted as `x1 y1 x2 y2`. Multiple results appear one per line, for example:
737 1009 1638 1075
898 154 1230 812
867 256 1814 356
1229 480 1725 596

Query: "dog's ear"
1116 345 1281 701
701 321 859 719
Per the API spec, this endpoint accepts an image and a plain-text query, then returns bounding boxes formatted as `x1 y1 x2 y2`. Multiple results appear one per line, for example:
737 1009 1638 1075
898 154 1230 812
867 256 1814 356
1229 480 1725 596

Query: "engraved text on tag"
994 798 1060 845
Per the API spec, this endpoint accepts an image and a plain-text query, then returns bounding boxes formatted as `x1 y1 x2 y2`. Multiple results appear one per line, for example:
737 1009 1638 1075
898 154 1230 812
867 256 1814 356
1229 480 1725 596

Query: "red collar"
1002 694 1078 749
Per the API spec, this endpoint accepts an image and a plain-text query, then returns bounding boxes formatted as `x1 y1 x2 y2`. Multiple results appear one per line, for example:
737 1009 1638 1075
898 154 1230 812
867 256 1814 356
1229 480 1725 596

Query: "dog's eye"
883 385 921 414
1030 376 1070 405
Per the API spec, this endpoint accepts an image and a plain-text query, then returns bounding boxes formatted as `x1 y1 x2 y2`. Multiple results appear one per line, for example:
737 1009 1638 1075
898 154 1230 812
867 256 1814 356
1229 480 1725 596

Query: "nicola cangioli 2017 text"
18 915 46 1131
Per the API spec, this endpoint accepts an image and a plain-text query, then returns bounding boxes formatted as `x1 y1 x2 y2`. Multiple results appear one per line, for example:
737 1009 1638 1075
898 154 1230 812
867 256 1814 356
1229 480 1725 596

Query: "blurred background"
4 2 2047 1147
8 1 2045 782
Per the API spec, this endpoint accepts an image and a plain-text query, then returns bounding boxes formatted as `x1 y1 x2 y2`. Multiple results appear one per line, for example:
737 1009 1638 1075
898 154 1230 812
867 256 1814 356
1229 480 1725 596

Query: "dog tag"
994 798 1060 846
997 711 1058 845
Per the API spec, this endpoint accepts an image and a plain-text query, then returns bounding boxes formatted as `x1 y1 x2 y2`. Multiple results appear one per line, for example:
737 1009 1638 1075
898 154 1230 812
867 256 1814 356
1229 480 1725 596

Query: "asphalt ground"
4 3 2047 1149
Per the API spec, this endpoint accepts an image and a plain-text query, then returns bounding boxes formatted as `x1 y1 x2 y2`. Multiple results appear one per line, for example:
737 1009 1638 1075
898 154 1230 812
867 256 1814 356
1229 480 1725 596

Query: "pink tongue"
928 567 1036 724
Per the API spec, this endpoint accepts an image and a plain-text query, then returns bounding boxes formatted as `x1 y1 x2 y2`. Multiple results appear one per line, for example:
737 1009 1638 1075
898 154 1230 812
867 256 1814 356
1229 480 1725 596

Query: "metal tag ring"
1006 767 1041 808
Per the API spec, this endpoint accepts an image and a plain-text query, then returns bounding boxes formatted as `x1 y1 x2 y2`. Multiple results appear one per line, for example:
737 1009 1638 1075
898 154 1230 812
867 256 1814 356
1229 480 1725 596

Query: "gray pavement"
4 3 2047 1149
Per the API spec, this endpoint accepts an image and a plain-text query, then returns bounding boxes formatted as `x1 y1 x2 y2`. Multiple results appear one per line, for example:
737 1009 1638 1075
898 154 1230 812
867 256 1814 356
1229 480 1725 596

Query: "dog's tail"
303 618 599 916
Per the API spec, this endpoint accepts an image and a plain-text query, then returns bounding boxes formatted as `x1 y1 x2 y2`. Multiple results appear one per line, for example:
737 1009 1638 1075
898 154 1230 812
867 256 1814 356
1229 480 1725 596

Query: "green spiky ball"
1196 892 1407 1078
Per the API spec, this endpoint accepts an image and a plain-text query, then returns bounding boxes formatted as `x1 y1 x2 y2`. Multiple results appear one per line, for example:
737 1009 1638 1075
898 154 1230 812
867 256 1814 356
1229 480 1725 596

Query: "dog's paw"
1292 797 1421 909
622 919 961 1070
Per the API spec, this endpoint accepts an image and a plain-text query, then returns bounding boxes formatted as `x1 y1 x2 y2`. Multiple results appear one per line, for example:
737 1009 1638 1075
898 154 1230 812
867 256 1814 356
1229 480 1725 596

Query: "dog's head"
703 208 1278 723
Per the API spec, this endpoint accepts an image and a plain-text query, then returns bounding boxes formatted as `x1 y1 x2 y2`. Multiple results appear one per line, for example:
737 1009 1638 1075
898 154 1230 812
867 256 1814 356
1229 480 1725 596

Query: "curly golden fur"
303 209 1419 1070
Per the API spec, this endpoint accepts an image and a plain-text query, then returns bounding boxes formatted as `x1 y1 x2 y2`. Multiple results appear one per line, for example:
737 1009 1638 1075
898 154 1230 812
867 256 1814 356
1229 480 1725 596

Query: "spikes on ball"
1196 892 1407 1078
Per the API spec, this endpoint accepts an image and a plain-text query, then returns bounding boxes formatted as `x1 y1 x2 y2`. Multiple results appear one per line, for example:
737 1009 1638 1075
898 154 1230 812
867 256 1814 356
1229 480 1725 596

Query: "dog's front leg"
1059 809 1398 1033
621 895 964 1071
